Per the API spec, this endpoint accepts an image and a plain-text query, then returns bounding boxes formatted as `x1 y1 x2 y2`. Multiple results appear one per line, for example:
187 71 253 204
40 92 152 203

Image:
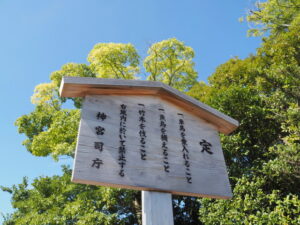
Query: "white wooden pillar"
142 191 174 225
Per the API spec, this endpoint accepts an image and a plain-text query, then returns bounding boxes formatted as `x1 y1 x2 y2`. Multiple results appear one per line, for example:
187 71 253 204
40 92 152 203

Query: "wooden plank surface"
72 95 232 199
59 77 239 135
142 191 174 225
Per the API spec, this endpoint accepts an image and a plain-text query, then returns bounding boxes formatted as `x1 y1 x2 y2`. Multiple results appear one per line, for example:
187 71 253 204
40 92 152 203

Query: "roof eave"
59 77 239 135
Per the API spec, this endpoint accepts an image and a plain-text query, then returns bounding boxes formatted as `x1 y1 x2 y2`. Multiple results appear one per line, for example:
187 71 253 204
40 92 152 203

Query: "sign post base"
142 191 174 225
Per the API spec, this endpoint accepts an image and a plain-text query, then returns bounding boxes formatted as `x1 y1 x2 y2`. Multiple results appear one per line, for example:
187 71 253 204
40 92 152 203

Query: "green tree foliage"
200 176 300 224
3 1 300 223
1 167 141 225
144 38 198 91
15 43 140 161
88 43 140 79
244 0 300 36
188 0 300 223
5 39 201 224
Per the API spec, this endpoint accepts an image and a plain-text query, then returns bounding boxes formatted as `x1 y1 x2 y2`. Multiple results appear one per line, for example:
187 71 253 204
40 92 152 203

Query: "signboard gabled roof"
59 77 239 134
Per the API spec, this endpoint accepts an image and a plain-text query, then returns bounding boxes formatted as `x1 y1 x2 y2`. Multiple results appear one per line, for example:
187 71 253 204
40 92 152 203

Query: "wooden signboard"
60 77 239 199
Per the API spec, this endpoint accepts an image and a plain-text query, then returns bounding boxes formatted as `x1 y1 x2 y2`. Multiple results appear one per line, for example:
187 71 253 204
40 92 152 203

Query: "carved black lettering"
159 108 170 173
118 104 127 177
94 142 103 152
138 104 147 160
178 113 192 184
91 158 103 169
199 139 213 154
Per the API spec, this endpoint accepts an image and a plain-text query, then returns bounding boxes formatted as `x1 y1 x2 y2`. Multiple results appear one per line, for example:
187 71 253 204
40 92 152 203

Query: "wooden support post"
142 191 174 225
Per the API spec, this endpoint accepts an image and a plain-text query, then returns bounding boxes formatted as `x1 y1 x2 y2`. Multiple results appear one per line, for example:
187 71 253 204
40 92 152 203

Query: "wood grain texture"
142 191 174 225
59 77 239 135
72 95 233 199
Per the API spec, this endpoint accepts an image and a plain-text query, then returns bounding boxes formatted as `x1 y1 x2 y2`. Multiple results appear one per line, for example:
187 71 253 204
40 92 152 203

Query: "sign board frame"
60 77 239 200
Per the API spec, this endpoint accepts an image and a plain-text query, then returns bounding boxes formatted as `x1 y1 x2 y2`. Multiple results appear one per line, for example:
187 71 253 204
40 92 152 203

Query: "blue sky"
0 0 260 221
